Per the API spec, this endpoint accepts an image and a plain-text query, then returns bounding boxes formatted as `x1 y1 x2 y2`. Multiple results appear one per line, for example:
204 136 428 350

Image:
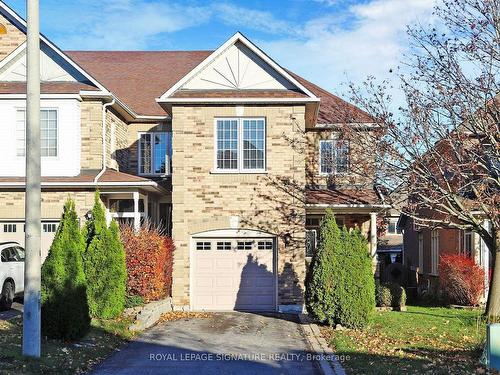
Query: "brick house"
0 1 386 312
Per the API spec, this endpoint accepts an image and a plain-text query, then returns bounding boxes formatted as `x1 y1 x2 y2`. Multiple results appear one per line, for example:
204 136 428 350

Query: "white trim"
430 229 439 275
192 228 275 238
158 32 319 101
157 97 319 104
0 181 159 187
0 40 26 70
306 203 391 209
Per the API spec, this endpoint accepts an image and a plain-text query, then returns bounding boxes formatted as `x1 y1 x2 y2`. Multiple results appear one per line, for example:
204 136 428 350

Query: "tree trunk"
485 230 500 319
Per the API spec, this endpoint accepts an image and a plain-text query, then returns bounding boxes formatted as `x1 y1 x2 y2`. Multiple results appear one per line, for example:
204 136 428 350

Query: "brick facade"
0 14 25 62
80 100 104 170
171 105 307 308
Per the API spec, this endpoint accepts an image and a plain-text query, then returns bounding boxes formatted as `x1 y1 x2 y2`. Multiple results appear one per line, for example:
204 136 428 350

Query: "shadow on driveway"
91 312 321 375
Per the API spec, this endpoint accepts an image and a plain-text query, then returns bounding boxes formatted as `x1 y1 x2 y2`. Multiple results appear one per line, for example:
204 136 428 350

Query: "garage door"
191 235 276 311
0 220 59 262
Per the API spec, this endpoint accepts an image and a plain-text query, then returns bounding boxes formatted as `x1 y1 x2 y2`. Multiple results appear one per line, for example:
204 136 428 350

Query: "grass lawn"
0 315 135 374
322 305 488 374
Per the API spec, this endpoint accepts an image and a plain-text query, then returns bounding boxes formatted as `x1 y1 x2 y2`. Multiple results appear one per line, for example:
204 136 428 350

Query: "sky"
5 0 436 102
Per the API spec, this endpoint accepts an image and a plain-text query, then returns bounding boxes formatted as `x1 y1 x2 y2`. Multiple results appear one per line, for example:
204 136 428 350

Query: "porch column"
143 194 149 225
370 212 379 277
133 191 140 232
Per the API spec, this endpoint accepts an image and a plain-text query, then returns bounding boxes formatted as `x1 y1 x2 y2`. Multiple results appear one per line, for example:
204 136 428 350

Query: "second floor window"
387 219 402 235
138 132 171 176
16 109 58 157
215 118 266 172
319 139 349 175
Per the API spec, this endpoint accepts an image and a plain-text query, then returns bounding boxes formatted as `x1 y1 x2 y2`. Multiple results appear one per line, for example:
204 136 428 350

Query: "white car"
0 242 24 310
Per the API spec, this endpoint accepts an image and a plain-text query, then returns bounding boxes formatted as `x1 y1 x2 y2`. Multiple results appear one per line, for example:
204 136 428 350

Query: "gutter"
94 98 115 184
306 203 391 209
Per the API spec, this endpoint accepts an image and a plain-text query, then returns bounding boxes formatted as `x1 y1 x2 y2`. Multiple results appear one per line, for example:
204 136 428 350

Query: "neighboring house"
399 215 491 298
377 209 403 281
0 1 387 312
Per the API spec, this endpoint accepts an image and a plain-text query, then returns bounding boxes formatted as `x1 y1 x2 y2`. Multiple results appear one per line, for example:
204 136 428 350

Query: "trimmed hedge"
83 192 127 319
306 209 375 328
41 198 90 340
121 225 174 302
376 282 406 307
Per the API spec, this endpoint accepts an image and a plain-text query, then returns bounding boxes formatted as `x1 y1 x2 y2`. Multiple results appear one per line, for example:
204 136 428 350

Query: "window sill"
210 170 268 175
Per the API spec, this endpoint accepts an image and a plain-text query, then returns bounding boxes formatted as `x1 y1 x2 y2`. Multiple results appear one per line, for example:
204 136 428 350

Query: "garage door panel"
192 238 276 311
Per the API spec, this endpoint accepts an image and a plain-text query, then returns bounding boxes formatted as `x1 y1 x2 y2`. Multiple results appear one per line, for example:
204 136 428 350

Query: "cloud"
260 0 436 104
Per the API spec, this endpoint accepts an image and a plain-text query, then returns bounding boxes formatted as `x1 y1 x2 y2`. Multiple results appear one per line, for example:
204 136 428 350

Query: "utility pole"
23 0 41 358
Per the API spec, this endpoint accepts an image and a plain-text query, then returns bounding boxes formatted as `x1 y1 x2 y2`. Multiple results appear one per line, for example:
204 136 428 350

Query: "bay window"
138 132 171 176
319 139 349 174
215 118 266 172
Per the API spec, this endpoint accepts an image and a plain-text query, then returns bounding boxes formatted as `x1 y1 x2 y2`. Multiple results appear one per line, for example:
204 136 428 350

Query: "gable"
183 41 297 91
0 41 89 82
0 13 26 62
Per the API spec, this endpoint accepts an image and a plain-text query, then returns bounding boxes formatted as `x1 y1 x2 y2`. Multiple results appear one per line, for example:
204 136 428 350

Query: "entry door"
191 238 276 311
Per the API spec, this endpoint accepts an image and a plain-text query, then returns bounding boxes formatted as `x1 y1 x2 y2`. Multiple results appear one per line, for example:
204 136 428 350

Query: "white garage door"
191 235 276 311
0 220 59 262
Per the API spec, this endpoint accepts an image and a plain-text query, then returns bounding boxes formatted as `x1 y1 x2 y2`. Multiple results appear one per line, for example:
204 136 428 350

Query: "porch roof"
306 188 389 211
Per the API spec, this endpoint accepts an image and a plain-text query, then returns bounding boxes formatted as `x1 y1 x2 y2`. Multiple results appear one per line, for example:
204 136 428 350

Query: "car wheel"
0 281 14 311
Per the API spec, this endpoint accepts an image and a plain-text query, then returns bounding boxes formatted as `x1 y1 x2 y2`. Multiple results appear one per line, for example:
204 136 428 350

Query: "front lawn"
0 316 135 374
322 305 487 374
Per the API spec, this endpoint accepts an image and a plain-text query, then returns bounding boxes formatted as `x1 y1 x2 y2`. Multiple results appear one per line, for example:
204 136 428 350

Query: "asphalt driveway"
91 312 320 375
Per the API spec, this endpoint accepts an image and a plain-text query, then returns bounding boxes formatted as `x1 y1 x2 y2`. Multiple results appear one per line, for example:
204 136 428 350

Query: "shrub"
439 254 485 306
120 224 174 301
83 192 127 319
41 198 90 340
125 294 145 308
376 282 406 307
306 209 375 328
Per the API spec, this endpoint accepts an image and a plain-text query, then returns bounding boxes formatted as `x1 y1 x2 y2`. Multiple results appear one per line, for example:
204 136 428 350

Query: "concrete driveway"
91 312 320 375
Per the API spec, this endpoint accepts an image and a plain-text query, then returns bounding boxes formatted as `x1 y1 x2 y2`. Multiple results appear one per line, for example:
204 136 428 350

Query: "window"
306 230 317 258
237 241 253 250
431 229 439 275
196 242 211 251
418 232 423 274
3 224 16 233
215 118 265 172
139 132 171 175
43 223 58 233
109 199 144 213
16 109 58 157
257 240 273 250
387 219 402 235
1 247 23 262
217 241 232 250
319 139 349 174
463 231 473 258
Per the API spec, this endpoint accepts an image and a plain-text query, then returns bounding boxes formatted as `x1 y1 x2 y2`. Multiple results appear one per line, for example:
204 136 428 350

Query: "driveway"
91 312 320 375
0 301 23 321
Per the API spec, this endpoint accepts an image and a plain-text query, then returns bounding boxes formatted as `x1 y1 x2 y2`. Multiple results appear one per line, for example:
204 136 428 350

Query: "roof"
0 81 98 94
66 50 371 123
66 51 212 116
0 169 154 184
306 188 382 206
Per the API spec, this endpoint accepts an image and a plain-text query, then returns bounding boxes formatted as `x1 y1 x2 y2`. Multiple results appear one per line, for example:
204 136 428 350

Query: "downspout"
94 98 116 184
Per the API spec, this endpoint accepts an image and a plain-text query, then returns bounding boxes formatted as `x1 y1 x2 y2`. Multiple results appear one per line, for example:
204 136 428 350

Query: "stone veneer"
171 105 307 308
0 14 25 62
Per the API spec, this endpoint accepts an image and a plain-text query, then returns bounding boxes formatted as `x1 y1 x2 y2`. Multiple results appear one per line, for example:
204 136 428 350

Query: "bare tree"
342 0 500 317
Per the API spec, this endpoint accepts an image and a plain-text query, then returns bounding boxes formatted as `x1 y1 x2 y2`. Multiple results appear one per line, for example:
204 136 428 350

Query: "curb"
299 314 346 375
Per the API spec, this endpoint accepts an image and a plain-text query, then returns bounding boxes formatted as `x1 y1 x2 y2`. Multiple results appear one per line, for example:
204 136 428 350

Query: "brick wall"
105 108 129 171
171 105 307 308
80 100 104 170
0 190 94 220
0 14 25 62
305 129 377 188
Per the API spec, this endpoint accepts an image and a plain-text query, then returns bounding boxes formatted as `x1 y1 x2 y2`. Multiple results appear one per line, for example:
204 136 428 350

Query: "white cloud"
260 0 436 104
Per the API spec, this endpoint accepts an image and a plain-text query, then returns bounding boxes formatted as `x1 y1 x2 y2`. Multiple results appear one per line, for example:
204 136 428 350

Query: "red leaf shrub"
439 254 485 306
120 225 174 302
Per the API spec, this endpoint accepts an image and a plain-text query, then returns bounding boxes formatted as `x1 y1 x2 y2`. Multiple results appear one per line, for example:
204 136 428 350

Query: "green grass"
0 315 135 374
322 305 487 374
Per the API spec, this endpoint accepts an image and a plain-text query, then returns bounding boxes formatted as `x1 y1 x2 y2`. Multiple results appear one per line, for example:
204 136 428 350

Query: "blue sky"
6 0 436 100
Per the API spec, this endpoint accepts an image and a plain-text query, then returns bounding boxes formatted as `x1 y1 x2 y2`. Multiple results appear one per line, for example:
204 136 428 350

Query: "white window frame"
213 117 266 173
319 139 349 175
137 132 171 176
430 229 439 275
16 107 59 158
387 218 401 235
418 232 423 274
463 230 473 258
